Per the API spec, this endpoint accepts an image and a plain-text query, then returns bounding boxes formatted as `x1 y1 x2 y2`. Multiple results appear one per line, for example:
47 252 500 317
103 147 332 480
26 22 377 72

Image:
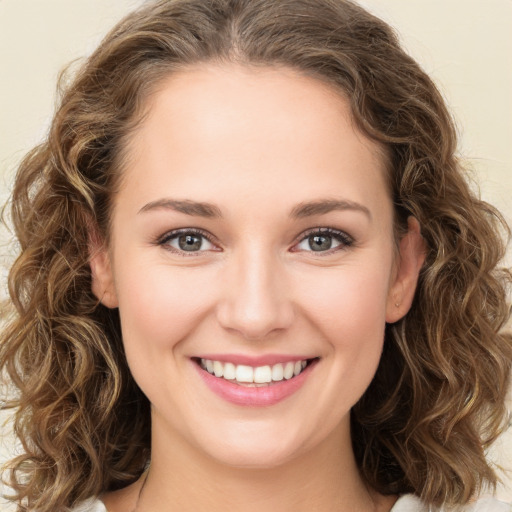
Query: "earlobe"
89 233 119 309
386 217 426 324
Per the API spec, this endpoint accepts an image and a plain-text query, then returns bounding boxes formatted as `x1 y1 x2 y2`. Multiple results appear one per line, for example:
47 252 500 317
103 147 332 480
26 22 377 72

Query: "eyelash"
292 227 354 254
157 228 218 257
157 227 354 256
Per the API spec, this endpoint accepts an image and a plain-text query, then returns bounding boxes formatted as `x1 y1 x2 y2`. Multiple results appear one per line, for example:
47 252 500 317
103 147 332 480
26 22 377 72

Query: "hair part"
1 0 511 510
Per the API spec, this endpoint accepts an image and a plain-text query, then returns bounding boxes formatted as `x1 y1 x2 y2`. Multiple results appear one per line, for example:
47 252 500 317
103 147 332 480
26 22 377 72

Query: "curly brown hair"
1 0 511 510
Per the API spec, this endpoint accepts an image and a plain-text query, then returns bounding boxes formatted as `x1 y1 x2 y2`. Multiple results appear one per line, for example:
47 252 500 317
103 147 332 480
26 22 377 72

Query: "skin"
91 64 425 512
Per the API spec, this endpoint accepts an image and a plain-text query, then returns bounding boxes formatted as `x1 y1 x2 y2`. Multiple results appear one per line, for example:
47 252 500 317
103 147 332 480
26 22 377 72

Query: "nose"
216 245 295 340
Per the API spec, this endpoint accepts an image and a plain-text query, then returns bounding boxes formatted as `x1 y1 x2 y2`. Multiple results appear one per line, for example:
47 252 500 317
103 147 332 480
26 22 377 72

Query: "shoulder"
392 494 512 512
71 497 107 512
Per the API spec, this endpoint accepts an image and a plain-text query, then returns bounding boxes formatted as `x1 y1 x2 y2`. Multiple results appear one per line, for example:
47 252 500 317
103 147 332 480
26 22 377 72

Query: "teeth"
283 362 294 380
254 365 272 384
235 365 253 383
223 362 236 380
213 360 223 378
271 363 284 381
200 358 310 384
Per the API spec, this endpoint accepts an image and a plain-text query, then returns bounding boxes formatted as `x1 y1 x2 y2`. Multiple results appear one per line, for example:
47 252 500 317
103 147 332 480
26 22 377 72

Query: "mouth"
194 357 317 387
192 356 319 406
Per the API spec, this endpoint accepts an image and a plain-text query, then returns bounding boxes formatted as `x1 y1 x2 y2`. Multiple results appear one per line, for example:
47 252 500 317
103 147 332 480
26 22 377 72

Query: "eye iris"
309 234 332 251
178 234 202 251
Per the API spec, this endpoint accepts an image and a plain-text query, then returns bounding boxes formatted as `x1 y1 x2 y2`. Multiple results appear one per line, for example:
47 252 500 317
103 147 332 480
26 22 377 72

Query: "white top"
73 494 512 511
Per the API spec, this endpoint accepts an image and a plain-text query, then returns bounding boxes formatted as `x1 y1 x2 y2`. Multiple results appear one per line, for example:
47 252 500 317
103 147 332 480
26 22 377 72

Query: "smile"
199 358 309 386
193 356 319 406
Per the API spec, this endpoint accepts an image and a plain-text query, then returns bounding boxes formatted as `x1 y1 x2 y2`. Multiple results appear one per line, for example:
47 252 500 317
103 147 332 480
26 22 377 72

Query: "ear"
88 229 119 309
386 216 426 323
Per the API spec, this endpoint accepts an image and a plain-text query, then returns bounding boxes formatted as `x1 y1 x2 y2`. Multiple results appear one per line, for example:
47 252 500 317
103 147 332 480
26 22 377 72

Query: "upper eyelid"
297 226 352 237
158 227 219 245
293 227 353 244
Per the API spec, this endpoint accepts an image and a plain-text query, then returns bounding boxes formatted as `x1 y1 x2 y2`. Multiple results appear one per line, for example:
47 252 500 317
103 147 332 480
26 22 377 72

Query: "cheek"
114 262 217 354
296 259 392 384
299 260 391 332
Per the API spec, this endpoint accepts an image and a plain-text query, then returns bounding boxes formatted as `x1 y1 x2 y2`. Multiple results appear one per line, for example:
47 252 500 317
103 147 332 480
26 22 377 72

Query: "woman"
1 0 511 511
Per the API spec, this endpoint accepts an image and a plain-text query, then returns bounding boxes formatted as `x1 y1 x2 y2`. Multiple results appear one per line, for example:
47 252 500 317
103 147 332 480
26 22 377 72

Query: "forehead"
117 64 391 216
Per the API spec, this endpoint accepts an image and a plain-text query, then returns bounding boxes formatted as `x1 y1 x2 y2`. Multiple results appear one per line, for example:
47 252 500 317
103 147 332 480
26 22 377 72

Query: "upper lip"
194 354 317 367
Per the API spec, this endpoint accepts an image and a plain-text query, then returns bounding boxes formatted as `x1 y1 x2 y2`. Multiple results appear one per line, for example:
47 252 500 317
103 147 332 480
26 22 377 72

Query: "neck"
130 413 391 512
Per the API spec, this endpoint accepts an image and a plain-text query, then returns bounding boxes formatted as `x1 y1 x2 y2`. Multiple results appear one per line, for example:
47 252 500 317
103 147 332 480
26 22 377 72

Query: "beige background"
1 0 511 508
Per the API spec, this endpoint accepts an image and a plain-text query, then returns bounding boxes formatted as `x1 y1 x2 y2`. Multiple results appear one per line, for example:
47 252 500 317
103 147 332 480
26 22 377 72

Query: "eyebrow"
290 199 372 220
138 197 371 220
138 199 223 218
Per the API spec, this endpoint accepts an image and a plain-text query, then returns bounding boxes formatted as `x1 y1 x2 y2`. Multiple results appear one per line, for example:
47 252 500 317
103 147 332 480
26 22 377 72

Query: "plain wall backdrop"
1 0 511 508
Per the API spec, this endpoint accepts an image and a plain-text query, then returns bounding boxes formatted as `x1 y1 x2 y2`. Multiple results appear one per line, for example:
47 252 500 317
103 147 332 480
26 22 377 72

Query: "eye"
158 229 218 254
293 228 353 253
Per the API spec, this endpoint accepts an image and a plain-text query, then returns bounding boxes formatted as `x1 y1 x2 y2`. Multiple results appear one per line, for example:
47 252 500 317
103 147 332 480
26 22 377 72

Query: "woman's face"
91 64 423 468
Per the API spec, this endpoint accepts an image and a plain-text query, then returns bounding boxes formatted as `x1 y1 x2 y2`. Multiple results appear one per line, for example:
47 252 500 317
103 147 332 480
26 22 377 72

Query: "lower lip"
193 360 317 407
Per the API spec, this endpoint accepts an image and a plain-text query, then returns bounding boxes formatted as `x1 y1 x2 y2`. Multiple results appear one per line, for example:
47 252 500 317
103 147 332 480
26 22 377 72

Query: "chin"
208 443 300 470
195 423 309 470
